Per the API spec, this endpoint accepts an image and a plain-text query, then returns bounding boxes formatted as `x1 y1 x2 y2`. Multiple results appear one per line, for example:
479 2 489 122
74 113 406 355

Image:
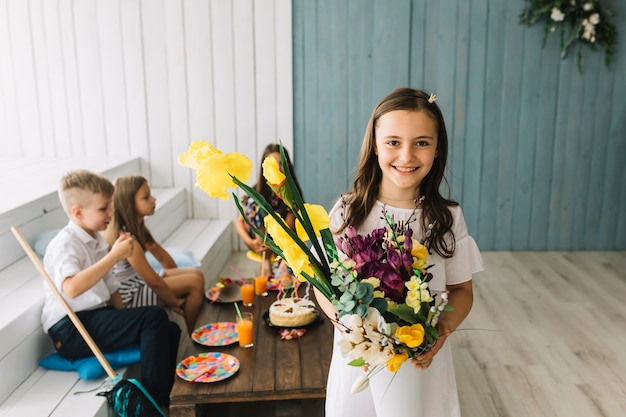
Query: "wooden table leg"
170 404 196 417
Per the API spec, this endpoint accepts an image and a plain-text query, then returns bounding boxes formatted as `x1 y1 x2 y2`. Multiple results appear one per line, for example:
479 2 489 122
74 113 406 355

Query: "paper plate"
176 352 240 383
192 322 238 346
205 283 242 303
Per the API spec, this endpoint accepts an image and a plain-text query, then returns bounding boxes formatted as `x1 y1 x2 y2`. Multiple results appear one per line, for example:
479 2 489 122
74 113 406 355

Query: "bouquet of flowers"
178 141 450 392
519 0 618 71
328 209 452 392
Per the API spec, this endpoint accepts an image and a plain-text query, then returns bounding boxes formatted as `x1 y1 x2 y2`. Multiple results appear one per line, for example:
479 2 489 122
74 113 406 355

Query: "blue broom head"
97 378 165 417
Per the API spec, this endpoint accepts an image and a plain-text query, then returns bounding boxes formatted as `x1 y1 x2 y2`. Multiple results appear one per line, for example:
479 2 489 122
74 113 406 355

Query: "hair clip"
428 94 437 104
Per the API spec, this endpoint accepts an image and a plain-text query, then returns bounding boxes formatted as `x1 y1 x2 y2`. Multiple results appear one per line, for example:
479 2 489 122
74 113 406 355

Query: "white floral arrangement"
519 0 618 71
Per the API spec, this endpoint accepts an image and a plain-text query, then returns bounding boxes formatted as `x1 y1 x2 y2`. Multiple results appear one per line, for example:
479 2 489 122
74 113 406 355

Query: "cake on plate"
268 297 317 327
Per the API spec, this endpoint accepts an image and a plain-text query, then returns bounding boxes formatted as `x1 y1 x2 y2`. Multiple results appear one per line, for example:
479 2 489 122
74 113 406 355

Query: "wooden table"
169 289 334 417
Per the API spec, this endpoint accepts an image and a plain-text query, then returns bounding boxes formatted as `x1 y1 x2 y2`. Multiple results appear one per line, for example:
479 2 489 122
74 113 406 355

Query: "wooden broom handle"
10 226 117 379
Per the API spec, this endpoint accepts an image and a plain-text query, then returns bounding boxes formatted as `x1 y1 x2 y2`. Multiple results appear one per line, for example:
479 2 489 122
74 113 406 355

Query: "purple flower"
363 262 405 303
386 247 402 270
335 235 353 257
403 228 413 251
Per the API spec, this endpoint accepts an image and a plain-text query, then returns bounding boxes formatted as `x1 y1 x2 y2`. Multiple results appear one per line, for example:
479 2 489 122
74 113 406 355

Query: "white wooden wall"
0 0 294 223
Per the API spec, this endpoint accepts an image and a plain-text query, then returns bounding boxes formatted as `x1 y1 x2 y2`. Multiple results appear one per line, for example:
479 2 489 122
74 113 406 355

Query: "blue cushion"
33 229 61 257
39 345 141 380
145 247 200 272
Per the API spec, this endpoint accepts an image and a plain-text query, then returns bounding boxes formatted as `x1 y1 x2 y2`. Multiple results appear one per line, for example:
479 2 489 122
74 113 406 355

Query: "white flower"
583 2 593 11
589 13 600 25
550 7 565 22
581 18 597 42
351 373 370 394
338 314 365 345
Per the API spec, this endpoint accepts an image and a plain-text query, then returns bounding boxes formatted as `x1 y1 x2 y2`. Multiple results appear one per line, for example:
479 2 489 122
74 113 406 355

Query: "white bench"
0 158 232 416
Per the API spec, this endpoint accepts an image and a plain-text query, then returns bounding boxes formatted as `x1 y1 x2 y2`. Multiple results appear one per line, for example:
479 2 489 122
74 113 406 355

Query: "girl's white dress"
325 201 484 417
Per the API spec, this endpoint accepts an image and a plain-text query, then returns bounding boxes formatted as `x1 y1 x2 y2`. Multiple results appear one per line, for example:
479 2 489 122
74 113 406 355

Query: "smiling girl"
318 88 484 417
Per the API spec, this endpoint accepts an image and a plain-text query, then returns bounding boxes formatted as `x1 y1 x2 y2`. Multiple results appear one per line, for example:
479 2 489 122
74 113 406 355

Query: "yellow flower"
386 351 408 372
411 240 429 271
295 204 331 240
361 277 380 289
178 140 221 169
405 277 433 314
262 156 286 186
264 215 313 279
411 240 428 263
394 324 425 348
178 141 252 200
373 290 386 299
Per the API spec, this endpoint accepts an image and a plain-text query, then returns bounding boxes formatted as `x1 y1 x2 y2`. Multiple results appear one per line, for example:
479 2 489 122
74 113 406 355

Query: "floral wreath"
519 0 618 72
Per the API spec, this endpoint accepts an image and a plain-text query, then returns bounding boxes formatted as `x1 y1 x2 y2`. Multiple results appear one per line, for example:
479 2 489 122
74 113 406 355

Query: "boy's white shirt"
41 220 120 332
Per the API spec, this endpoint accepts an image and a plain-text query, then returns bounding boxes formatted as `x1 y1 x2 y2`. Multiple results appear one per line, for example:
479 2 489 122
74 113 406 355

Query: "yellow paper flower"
262 156 286 186
179 141 252 200
386 351 408 372
394 324 425 348
295 204 331 240
264 215 313 279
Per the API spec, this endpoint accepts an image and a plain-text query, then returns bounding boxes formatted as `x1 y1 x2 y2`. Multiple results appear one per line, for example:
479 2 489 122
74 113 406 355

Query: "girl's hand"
412 325 451 369
162 297 185 316
250 238 267 254
110 233 134 261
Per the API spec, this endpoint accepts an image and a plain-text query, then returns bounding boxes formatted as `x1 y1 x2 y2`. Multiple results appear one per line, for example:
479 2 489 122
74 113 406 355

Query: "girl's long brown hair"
106 175 155 250
340 88 458 258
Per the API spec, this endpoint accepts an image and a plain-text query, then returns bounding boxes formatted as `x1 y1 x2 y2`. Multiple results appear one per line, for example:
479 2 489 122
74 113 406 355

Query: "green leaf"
348 358 366 367
388 303 421 325
278 144 332 276
231 175 327 276
355 304 369 318
425 324 439 340
369 298 388 314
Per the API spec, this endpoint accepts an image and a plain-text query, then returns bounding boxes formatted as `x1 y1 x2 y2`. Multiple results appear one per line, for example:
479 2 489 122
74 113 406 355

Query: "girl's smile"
375 109 438 204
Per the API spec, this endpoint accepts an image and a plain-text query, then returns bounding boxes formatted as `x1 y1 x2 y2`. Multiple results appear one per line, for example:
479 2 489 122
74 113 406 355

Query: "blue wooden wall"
292 0 626 251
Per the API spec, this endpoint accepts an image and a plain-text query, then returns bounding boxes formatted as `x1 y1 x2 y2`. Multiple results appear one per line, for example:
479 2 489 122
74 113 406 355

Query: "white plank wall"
0 0 293 225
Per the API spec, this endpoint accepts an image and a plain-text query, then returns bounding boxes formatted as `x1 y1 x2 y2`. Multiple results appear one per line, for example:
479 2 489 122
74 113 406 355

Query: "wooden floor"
197 251 626 417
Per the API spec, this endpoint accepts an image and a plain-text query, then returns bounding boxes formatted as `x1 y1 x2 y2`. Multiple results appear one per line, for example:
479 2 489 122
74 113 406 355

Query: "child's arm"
127 240 183 309
414 280 473 368
234 214 266 253
284 210 297 230
146 241 177 270
314 287 340 327
62 234 134 298
107 290 125 309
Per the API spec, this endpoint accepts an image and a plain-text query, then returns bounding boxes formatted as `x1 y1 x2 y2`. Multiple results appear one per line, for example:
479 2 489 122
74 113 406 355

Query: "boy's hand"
110 233 134 261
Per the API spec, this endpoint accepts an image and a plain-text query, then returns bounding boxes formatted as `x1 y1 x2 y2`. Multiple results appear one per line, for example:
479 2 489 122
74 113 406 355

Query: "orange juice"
255 276 268 296
241 279 255 306
237 312 254 348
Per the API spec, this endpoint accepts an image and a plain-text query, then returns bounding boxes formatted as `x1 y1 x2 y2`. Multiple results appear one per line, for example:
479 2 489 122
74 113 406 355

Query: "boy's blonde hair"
58 170 114 217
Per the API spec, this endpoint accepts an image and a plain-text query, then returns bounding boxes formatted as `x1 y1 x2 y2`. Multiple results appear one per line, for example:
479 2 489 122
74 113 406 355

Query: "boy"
42 170 180 411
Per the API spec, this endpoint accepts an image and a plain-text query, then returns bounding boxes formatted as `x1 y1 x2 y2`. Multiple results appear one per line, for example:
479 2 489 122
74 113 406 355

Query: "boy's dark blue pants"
47 305 181 406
